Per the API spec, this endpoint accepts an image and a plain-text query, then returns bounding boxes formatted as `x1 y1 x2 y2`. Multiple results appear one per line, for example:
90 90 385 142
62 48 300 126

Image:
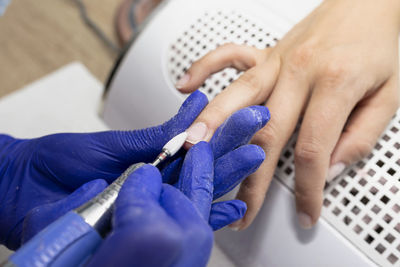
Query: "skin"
177 0 400 229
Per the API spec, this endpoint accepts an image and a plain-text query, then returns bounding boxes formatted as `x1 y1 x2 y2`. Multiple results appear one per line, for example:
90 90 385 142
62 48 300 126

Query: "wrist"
324 0 400 33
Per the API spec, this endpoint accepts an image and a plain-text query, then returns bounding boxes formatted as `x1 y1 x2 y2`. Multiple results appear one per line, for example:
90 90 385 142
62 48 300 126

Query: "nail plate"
327 162 345 183
186 122 208 144
297 212 313 229
176 74 190 89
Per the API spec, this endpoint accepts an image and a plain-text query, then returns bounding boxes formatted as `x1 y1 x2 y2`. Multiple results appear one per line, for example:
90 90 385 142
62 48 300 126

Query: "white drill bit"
151 132 188 166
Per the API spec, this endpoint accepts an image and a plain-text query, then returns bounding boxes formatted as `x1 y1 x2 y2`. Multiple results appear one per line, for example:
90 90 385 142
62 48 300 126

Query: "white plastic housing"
103 0 400 266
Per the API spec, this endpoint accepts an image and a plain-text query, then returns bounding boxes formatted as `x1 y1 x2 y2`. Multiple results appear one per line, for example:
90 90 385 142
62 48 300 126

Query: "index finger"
185 56 281 145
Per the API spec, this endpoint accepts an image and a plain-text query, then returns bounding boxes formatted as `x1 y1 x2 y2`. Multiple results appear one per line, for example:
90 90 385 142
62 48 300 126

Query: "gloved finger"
176 43 269 93
90 90 209 167
209 106 270 159
177 142 213 220
209 200 247 231
213 144 265 199
114 164 172 229
90 167 183 267
21 179 108 245
161 184 213 267
328 77 399 181
161 157 184 184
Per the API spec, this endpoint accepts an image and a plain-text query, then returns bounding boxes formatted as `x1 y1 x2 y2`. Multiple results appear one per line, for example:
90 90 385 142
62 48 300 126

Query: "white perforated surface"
167 10 280 100
276 114 400 266
167 9 400 267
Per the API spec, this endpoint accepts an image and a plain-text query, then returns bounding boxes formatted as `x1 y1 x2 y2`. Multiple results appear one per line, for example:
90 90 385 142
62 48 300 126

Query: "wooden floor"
0 0 121 98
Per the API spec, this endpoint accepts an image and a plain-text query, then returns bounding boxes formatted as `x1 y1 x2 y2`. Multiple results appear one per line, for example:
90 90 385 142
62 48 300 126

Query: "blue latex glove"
163 105 270 230
0 91 208 250
88 142 216 267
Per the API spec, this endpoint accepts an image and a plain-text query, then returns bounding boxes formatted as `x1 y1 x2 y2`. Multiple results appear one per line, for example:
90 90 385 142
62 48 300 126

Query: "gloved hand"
0 91 208 250
164 105 270 230
88 141 236 267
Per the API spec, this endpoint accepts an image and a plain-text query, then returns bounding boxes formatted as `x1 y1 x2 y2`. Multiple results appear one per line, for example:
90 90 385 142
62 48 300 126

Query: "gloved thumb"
90 90 208 166
20 179 107 246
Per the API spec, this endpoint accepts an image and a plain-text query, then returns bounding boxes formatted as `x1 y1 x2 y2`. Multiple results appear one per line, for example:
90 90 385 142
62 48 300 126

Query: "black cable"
74 0 121 54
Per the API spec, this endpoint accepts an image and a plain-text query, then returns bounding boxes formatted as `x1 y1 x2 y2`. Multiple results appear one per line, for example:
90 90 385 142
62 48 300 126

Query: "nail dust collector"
102 0 400 266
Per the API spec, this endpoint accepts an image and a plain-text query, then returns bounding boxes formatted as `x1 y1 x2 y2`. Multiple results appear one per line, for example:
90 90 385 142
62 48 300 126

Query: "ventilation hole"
361 196 370 205
330 189 339 197
333 207 341 216
383 214 393 224
395 223 400 234
392 204 400 213
379 177 387 185
374 224 384 234
390 126 398 133
353 224 363 234
388 254 398 264
362 215 372 224
341 197 350 206
343 216 352 225
385 233 395 244
371 205 381 214
376 160 385 167
367 169 376 176
380 195 390 204
375 143 382 150
383 134 390 141
339 179 348 188
350 187 359 196
351 206 361 215
358 178 367 186
284 167 292 175
277 160 283 168
369 186 378 195
365 234 375 244
348 169 356 178
376 244 386 254
385 151 394 159
387 168 396 176
394 142 400 149
323 199 331 207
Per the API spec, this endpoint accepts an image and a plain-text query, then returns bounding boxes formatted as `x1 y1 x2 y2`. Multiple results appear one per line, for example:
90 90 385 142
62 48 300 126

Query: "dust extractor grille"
167 10 400 267
167 10 279 99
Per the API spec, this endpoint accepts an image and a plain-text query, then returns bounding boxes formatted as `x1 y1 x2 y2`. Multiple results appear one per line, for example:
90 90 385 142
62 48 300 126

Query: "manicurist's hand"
89 138 266 267
176 0 400 229
0 91 208 250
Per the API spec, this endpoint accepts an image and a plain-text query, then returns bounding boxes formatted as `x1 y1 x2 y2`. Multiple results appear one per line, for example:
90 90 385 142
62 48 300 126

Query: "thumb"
21 179 107 245
91 90 208 165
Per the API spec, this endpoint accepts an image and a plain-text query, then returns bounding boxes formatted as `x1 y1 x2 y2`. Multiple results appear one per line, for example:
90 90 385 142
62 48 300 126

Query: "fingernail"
176 74 190 89
186 122 208 144
229 220 242 231
297 212 313 229
327 162 345 183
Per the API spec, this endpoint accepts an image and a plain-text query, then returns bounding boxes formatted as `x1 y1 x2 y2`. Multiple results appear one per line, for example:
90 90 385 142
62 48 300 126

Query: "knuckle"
251 122 280 149
294 140 323 165
352 138 374 159
220 42 237 51
287 43 315 69
234 71 263 98
323 63 347 80
319 62 349 89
